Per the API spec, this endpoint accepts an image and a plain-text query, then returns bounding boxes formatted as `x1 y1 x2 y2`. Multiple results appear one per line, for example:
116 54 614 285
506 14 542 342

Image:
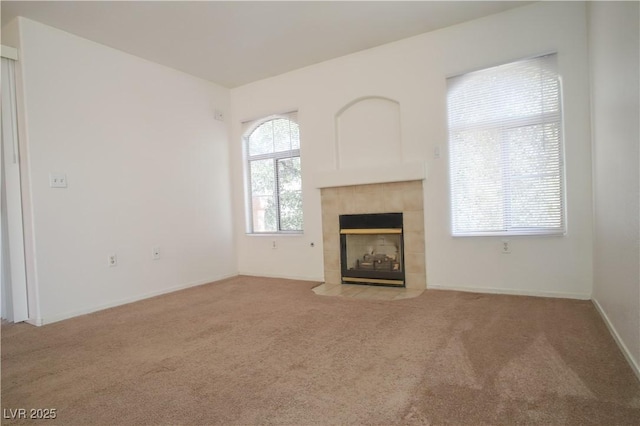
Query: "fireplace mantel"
313 162 426 189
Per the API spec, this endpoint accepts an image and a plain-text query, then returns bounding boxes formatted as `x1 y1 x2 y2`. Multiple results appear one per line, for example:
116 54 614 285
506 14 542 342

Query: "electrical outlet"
501 240 511 254
49 173 67 188
152 246 161 260
214 109 224 121
108 253 117 267
271 240 277 249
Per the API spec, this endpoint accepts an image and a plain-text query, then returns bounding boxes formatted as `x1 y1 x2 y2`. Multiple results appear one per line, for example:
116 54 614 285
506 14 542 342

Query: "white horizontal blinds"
447 54 564 236
242 111 299 156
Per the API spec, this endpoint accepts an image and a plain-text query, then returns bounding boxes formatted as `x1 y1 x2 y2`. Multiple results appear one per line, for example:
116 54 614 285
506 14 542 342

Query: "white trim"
32 273 238 326
592 298 640 381
1 55 29 322
25 317 43 327
246 232 304 237
239 271 323 283
428 283 591 300
314 161 426 189
1 45 18 60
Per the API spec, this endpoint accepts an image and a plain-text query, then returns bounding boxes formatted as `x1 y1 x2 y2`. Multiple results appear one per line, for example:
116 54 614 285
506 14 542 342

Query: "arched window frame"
242 112 303 234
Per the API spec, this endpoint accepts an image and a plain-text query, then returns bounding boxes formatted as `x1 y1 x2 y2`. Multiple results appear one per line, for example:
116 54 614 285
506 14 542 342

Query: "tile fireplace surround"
321 180 426 289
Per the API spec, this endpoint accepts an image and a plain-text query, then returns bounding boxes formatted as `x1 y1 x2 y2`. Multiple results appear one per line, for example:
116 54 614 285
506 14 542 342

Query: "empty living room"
1 1 638 424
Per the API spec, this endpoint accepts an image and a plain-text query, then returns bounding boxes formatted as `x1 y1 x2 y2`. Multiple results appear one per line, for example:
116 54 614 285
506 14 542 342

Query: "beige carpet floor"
2 275 639 425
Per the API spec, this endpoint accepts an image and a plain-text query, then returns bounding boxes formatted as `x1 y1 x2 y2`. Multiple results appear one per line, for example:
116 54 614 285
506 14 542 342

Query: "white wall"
589 2 640 377
230 2 594 298
6 18 236 324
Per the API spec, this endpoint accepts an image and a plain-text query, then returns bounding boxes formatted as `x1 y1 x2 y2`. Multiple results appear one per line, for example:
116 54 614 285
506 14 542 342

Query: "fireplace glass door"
339 213 405 287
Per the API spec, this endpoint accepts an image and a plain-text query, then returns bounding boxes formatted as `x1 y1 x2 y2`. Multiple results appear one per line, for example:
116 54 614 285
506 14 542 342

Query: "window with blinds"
447 53 565 236
243 112 303 234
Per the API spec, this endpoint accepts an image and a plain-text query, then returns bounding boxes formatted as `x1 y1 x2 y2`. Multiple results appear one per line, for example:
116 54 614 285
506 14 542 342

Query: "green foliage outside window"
246 117 303 233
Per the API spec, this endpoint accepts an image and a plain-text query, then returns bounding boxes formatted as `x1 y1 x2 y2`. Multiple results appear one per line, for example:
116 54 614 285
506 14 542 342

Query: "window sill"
452 230 566 238
245 232 304 237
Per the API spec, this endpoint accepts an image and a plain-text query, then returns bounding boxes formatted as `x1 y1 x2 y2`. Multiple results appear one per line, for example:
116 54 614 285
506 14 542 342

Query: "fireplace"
340 213 405 287
320 181 425 290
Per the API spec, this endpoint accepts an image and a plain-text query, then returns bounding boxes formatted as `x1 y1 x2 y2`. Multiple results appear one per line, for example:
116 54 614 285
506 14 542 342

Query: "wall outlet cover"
49 173 68 188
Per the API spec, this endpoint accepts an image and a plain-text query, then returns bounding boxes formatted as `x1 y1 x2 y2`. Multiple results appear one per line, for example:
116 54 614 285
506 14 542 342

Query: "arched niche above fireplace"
335 96 402 170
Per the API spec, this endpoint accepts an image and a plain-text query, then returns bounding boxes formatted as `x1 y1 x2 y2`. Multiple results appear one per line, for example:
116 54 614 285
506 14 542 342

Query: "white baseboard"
36 273 238 326
26 317 43 326
238 271 324 283
592 298 640 381
427 283 591 300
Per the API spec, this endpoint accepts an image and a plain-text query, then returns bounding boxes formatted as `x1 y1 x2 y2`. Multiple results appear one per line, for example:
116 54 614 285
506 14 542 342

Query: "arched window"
243 113 303 233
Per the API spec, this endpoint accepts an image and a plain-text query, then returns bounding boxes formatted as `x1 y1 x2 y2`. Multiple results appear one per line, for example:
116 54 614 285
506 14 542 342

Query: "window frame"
243 113 303 235
446 53 566 237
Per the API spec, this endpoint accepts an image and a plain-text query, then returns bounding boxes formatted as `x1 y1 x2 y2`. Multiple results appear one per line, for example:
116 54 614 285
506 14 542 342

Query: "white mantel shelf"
313 162 426 189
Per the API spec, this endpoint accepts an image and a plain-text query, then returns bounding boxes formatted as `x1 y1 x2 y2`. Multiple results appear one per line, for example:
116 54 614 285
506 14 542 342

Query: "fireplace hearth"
340 213 404 287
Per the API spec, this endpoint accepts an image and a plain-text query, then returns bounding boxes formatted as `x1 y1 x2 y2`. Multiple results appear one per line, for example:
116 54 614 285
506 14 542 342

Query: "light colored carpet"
2 275 639 425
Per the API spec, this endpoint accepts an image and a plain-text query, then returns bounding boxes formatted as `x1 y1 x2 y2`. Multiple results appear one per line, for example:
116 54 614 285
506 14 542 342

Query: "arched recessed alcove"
335 96 402 170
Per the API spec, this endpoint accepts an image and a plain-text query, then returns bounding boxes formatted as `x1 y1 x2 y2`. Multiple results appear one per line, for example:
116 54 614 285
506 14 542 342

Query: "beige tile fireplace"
321 180 426 289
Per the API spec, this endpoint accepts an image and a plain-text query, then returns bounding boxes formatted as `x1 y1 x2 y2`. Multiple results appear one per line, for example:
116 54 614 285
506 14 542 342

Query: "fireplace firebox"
339 213 405 287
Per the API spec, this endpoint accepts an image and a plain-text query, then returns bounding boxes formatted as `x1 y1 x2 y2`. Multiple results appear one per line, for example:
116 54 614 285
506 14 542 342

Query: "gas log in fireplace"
339 213 405 287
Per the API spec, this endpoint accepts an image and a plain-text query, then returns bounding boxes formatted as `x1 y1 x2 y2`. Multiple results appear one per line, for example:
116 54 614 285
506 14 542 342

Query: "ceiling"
1 1 532 88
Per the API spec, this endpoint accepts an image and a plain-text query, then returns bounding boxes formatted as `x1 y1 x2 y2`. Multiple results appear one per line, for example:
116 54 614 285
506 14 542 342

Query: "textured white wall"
230 2 594 298
589 2 640 376
12 18 236 324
